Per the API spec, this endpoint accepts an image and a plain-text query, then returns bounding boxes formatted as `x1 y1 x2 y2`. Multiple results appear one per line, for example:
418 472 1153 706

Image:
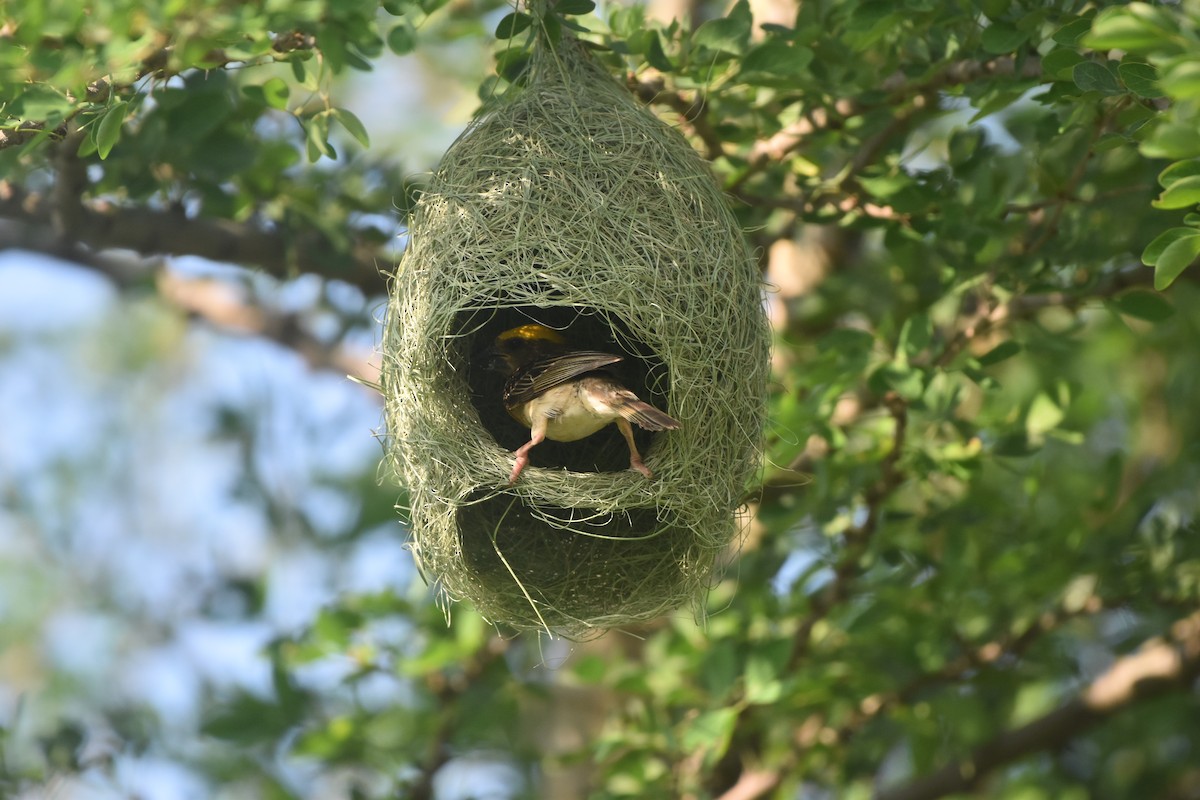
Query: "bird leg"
617 418 653 479
509 420 547 484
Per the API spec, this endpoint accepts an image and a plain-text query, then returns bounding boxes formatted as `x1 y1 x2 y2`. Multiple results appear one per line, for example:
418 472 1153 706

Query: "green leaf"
11 85 75 121
980 22 1029 55
202 694 305 744
1160 60 1200 101
305 114 335 161
609 5 645 38
1051 16 1093 46
1042 48 1084 79
75 135 98 158
1153 175 1200 209
978 340 1021 366
898 312 932 361
162 85 234 145
494 47 531 82
1073 61 1122 95
872 363 925 400
571 654 608 684
1093 132 1127 153
1111 290 1175 322
291 57 320 91
495 12 532 40
680 708 738 758
858 173 913 199
969 88 1025 123
331 108 370 148
95 101 127 160
645 31 672 71
261 77 290 109
1159 160 1200 188
1142 227 1200 265
387 21 417 54
948 128 984 165
975 0 1007 20
1141 122 1200 160
740 40 813 79
554 0 595 15
1154 233 1200 290
1026 392 1065 441
692 0 752 55
744 653 783 704
1083 5 1170 53
1118 62 1163 98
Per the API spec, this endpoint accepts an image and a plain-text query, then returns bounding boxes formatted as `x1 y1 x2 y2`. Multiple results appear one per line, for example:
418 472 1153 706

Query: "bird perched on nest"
479 324 681 484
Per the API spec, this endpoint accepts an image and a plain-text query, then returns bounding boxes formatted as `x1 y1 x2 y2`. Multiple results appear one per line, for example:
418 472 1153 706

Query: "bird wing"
504 351 624 407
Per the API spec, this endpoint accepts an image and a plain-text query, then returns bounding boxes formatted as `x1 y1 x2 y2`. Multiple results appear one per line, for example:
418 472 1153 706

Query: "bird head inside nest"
476 323 569 376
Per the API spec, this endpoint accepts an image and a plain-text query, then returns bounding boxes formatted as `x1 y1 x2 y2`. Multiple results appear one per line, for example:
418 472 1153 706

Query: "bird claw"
630 459 653 480
508 453 529 485
508 464 524 485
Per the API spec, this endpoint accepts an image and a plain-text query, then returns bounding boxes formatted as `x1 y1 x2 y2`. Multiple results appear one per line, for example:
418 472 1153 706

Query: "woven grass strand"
382 36 769 637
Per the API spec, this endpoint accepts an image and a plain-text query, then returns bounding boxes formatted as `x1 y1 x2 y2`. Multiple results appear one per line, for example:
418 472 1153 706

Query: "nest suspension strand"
382 25 769 637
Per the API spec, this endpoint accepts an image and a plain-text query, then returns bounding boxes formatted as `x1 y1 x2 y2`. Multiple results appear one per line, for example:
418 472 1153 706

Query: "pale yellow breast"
524 383 620 442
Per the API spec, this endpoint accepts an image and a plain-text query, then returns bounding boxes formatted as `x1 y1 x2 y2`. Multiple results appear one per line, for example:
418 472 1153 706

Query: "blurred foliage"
4 0 1200 799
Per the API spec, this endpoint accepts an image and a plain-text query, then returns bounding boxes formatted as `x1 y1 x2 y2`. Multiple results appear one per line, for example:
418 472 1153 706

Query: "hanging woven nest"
382 30 769 637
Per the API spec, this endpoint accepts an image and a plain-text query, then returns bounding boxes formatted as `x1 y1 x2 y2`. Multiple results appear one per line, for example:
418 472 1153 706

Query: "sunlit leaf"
95 101 127 159
1153 175 1200 209
1154 233 1200 289
331 108 370 148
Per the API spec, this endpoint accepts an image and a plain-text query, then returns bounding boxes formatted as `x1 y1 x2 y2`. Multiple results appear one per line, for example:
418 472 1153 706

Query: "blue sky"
0 251 432 797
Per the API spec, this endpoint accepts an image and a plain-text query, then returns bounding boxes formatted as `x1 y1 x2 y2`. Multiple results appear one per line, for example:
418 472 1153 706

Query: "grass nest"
381 33 769 637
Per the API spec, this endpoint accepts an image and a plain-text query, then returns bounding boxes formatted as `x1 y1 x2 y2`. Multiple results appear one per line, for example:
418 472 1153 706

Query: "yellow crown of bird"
496 323 567 346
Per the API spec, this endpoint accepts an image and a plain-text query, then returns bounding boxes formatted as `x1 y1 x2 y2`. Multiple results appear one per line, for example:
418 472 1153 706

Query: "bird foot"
629 458 653 479
508 457 527 485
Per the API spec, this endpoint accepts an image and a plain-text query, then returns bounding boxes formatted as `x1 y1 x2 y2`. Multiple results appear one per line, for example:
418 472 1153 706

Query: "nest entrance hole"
456 300 672 476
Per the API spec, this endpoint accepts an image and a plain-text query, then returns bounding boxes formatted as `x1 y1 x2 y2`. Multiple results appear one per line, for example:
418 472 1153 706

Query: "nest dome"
382 34 769 637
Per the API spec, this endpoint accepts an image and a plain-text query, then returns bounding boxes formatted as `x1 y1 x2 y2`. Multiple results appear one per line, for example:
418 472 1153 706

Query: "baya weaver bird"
478 324 681 484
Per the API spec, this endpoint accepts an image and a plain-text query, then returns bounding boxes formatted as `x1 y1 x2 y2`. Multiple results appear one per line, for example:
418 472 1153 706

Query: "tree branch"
723 55 1042 191
0 180 386 294
715 769 781 800
0 218 379 384
933 262 1160 369
627 74 726 160
876 611 1200 800
155 270 380 384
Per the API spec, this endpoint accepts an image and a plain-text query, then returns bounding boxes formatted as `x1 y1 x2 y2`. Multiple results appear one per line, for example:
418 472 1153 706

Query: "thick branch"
156 271 380 384
876 611 1200 800
0 181 385 294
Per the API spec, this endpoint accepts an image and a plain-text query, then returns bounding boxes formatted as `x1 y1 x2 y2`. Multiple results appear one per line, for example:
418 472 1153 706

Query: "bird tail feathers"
619 400 681 431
